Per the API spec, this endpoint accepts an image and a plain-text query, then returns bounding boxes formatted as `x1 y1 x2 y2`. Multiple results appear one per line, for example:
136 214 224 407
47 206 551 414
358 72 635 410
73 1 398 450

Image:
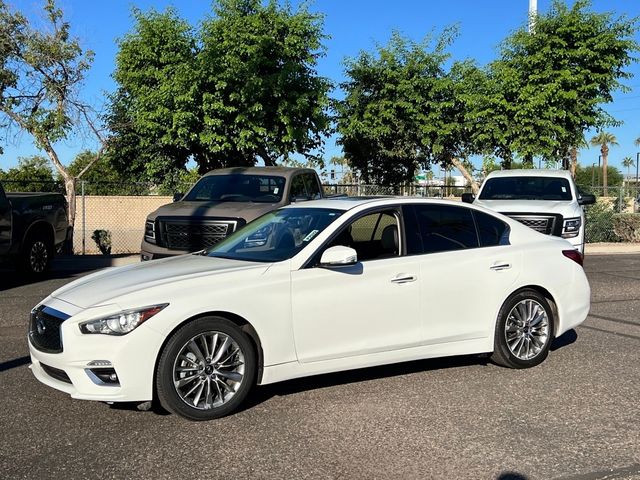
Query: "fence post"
619 187 623 213
81 180 86 255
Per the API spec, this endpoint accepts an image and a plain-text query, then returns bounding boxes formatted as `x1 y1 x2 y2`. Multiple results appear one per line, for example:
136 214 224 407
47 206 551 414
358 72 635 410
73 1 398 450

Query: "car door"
403 204 522 344
291 208 422 363
0 184 11 254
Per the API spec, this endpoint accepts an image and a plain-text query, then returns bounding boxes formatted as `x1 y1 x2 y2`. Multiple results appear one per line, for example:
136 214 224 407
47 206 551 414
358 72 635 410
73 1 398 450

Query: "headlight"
144 220 156 244
562 217 581 238
79 304 168 335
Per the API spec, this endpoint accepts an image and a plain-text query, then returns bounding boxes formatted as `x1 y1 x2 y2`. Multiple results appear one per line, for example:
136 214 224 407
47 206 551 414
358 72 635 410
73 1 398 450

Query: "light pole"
592 163 595 187
597 155 601 189
636 152 639 194
529 0 538 33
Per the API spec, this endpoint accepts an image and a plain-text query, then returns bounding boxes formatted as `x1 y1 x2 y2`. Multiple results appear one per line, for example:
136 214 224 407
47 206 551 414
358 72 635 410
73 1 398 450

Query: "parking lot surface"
1 255 639 480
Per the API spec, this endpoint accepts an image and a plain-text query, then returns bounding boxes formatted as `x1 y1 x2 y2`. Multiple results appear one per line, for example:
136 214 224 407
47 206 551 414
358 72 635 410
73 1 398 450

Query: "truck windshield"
205 208 343 262
479 177 573 201
184 175 286 203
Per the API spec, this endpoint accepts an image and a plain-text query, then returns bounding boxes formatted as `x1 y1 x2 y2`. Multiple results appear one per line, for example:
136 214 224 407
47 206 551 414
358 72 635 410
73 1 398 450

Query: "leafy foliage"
487 0 638 166
0 156 57 191
0 0 106 225
575 164 623 189
108 0 331 183
336 30 486 185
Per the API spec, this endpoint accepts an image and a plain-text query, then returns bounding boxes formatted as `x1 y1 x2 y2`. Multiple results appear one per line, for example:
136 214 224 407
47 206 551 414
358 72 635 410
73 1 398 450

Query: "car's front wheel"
156 316 256 421
491 289 554 369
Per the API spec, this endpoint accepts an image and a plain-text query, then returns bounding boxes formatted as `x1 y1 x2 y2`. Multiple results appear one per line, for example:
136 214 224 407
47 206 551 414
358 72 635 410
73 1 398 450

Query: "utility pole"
529 0 538 33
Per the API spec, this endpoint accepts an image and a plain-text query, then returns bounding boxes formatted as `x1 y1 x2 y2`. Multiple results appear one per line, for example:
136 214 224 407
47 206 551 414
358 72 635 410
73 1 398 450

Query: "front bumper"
28 321 165 402
140 239 187 261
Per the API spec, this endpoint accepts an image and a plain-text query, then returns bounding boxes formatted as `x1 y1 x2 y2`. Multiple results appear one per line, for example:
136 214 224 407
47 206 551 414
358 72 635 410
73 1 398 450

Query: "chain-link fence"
2 178 638 253
577 185 640 243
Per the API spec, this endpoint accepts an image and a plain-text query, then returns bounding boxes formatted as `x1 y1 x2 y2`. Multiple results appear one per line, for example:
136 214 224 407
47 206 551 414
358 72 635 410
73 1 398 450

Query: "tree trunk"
451 157 479 195
569 147 578 179
601 145 609 197
40 138 77 227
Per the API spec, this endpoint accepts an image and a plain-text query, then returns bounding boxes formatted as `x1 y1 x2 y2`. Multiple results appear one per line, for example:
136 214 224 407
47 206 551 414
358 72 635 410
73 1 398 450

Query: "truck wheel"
21 234 52 276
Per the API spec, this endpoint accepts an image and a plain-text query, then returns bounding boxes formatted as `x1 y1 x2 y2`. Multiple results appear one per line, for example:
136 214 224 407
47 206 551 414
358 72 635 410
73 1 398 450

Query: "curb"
585 243 640 255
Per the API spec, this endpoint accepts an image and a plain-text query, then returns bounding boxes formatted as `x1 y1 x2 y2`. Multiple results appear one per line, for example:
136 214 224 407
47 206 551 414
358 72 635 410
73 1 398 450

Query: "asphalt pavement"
0 255 639 480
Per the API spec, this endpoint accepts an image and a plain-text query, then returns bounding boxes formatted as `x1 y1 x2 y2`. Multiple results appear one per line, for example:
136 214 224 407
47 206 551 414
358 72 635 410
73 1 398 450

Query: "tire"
156 316 257 421
20 234 52 276
491 289 554 369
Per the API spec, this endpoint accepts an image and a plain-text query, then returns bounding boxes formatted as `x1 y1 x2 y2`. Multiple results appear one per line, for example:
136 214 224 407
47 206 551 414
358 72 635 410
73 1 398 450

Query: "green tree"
590 131 618 195
488 0 638 168
108 1 331 182
0 156 55 192
198 0 331 169
336 30 484 189
0 0 109 225
108 8 199 186
575 164 623 190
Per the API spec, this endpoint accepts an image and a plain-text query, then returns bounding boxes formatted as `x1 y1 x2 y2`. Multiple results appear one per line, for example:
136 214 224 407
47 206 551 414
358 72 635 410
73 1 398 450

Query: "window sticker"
273 187 279 194
303 229 319 242
561 186 567 193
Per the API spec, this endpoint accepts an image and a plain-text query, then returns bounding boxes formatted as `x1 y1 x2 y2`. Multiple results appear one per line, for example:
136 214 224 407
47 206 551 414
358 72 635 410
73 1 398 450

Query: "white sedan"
28 198 590 421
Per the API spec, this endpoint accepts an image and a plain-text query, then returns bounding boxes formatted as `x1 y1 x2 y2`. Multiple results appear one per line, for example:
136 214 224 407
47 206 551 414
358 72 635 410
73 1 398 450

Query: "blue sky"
3 0 640 176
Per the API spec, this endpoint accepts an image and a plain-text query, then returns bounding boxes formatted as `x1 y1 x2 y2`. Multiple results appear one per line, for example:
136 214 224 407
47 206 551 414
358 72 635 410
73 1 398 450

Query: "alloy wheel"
172 331 246 410
504 299 550 361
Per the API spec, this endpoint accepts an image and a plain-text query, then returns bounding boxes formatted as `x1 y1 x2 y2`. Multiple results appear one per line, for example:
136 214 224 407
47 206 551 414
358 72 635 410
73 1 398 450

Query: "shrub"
91 229 112 255
612 214 640 242
584 201 619 243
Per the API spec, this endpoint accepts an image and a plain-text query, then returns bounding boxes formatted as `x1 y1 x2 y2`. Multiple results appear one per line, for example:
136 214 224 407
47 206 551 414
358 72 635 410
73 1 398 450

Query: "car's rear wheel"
156 316 256 421
491 289 554 369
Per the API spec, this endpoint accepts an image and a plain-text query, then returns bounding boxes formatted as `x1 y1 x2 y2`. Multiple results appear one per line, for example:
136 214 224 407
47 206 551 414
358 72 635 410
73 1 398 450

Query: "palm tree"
590 131 618 196
622 156 635 181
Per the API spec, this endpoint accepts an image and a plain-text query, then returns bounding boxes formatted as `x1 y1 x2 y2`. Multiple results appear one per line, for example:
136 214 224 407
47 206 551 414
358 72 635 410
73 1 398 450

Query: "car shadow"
551 329 577 351
240 353 491 413
0 269 81 291
108 330 581 418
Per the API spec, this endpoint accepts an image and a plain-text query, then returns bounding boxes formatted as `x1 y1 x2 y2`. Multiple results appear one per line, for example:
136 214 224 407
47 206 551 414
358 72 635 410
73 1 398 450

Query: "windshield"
205 208 343 262
184 175 286 203
479 177 573 201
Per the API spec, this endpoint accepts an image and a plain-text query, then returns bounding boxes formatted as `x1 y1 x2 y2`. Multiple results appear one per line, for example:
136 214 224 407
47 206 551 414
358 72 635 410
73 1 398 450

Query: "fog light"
87 360 112 367
86 368 120 386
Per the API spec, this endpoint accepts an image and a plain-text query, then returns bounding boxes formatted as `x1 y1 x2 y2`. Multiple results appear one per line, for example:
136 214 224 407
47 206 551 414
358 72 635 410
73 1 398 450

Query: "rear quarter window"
473 210 510 247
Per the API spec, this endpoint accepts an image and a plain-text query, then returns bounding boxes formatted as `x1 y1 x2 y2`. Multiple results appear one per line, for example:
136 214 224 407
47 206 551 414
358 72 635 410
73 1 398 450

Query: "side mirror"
319 245 358 267
461 193 475 204
173 192 184 202
578 194 595 206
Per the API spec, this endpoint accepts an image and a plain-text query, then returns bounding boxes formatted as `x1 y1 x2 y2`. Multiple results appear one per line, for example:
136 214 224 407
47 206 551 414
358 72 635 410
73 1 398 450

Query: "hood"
51 254 270 309
473 199 578 215
148 200 280 223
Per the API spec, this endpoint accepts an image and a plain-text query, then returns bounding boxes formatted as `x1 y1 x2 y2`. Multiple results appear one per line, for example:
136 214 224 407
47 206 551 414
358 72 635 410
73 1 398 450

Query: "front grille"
41 363 72 384
29 306 69 353
503 214 561 236
160 219 237 251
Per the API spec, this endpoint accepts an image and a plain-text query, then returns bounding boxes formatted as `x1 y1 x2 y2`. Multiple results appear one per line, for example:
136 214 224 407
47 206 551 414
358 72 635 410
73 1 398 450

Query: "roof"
485 169 573 179
282 196 467 211
203 166 316 178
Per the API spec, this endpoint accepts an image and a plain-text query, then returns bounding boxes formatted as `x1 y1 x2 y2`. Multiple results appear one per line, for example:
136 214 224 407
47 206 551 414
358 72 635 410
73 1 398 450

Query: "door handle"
490 263 512 271
391 275 417 284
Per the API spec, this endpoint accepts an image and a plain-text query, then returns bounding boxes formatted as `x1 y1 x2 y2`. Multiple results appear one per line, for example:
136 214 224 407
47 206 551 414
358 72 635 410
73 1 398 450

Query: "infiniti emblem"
36 317 46 335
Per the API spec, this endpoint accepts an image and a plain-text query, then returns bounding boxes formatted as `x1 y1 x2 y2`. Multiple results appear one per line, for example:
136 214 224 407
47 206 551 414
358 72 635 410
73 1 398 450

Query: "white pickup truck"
462 169 595 255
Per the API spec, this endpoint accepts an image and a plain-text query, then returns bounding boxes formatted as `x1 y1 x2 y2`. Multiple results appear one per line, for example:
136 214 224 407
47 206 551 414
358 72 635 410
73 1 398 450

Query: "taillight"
562 249 583 266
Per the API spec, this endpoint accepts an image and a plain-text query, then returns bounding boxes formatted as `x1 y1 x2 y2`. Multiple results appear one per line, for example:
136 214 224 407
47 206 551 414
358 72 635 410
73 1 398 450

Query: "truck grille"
503 214 561 236
161 220 238 251
29 306 70 353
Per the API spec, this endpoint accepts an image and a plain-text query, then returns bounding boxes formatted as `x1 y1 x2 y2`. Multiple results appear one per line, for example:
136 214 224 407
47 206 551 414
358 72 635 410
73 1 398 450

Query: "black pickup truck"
0 181 69 275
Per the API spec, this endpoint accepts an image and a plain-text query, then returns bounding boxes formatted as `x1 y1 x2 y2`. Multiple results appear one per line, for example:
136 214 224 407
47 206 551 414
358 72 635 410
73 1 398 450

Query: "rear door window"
403 204 479 254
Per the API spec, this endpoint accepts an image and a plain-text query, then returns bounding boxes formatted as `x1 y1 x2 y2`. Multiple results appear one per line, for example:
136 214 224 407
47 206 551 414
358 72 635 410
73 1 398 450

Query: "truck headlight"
144 220 156 244
79 304 168 335
562 217 581 238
